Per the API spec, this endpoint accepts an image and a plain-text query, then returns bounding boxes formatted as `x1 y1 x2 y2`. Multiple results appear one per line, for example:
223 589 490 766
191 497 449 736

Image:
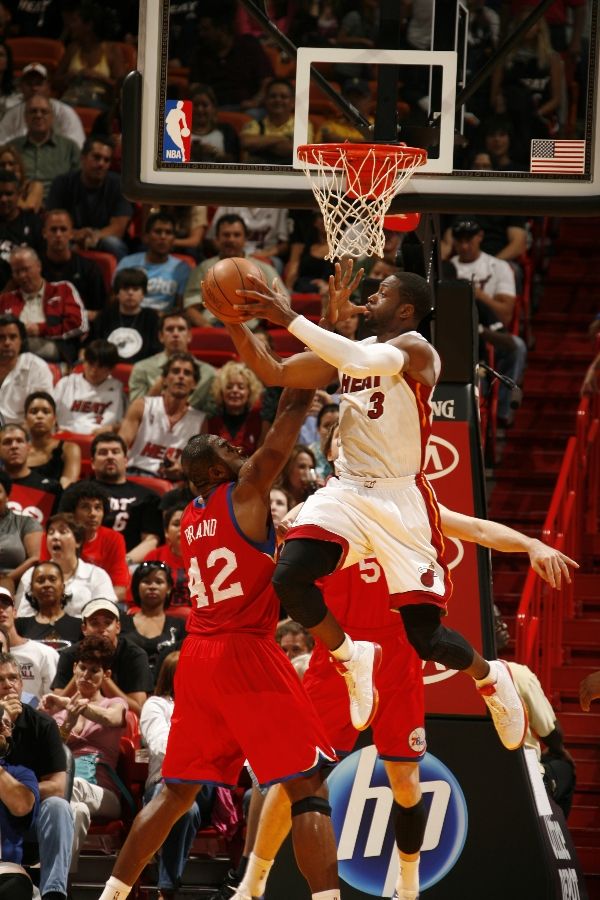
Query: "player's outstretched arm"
224 320 337 388
439 505 579 589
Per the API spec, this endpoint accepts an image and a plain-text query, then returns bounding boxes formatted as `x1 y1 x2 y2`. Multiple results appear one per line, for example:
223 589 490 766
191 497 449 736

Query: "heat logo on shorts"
163 100 192 162
328 745 468 896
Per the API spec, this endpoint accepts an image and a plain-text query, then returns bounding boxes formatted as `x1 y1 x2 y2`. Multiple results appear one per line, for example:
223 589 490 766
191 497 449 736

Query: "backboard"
123 0 600 214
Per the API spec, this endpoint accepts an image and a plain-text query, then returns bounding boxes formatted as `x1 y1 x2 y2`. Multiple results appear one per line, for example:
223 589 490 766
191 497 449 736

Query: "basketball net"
297 143 427 260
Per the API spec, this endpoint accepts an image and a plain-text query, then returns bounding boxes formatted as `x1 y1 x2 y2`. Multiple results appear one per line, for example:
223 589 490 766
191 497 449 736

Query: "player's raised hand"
235 275 295 327
323 259 366 326
527 540 578 589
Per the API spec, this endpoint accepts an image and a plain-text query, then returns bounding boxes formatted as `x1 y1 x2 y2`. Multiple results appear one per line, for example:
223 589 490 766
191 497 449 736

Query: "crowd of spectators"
0 1 593 899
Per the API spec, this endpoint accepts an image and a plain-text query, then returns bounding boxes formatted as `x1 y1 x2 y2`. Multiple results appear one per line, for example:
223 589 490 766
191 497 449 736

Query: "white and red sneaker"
336 641 382 731
477 659 528 750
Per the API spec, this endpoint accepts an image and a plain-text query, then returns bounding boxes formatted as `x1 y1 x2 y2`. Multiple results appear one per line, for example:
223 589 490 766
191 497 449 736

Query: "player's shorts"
303 627 426 761
288 472 451 609
162 633 336 788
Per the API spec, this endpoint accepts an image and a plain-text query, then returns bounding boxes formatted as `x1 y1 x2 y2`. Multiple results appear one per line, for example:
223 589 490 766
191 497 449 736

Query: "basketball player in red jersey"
98 388 342 900
231 425 576 900
227 260 527 751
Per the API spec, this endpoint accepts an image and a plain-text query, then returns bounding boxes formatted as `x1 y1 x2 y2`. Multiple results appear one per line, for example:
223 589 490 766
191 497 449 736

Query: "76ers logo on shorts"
409 727 426 753
328 745 468 896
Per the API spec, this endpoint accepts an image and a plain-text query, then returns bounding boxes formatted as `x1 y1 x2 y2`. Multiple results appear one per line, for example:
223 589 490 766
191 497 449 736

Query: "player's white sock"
238 852 273 897
475 661 498 687
398 856 420 894
312 891 341 900
98 876 131 900
331 634 354 663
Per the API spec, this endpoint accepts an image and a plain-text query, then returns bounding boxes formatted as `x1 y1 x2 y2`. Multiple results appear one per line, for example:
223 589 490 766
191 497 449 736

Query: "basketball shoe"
207 870 241 900
477 659 528 750
336 640 382 730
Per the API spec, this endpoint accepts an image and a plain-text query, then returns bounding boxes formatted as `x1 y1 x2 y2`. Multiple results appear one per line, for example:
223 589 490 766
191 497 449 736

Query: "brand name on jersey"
184 518 217 544
339 374 382 394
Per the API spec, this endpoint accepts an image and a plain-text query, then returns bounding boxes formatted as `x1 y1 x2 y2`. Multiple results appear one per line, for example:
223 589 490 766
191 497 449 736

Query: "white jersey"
451 251 516 298
127 395 206 475
16 558 117 617
11 640 59 698
54 372 126 434
0 353 54 424
336 333 441 480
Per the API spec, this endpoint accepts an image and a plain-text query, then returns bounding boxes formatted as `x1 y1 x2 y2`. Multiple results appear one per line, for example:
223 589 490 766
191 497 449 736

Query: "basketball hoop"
296 143 427 260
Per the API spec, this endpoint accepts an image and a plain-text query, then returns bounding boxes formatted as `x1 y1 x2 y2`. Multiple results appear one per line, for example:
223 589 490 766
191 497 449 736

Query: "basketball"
202 257 267 324
180 127 190 137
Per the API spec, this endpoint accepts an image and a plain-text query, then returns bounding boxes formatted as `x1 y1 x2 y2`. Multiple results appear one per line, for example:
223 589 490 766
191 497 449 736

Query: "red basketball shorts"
163 633 336 787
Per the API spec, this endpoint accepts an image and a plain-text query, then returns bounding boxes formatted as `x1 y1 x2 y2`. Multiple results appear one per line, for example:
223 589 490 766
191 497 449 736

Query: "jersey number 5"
188 548 243 608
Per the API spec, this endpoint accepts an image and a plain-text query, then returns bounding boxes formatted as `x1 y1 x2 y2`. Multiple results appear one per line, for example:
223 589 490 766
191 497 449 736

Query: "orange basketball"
202 257 267 324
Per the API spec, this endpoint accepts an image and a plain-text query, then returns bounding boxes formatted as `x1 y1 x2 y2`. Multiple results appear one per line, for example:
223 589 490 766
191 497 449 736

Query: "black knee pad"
273 539 341 628
393 798 427 855
400 604 474 671
291 796 332 818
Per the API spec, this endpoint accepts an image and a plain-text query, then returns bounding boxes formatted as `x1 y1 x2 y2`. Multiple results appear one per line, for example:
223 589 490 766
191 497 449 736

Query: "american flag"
530 139 586 174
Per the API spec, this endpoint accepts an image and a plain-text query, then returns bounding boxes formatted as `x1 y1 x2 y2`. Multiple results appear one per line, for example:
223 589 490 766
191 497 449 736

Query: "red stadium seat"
84 737 148 853
268 329 305 356
189 328 237 352
172 252 197 268
126 474 174 496
73 106 99 136
6 37 64 74
75 249 117 292
291 293 323 318
47 363 63 386
191 348 238 367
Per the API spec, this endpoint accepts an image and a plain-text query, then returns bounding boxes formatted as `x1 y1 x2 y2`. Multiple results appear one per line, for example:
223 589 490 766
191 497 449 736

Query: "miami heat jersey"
336 333 441 479
127 395 206 475
182 484 279 636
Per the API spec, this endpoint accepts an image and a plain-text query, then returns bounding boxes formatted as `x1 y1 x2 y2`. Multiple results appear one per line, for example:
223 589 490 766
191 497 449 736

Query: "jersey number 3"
367 391 385 419
188 549 243 608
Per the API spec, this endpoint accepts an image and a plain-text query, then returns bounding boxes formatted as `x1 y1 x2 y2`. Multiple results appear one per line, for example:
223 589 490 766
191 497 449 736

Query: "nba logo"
163 100 192 162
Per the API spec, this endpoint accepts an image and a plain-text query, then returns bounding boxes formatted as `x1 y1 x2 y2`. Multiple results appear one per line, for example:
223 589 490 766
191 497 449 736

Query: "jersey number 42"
188 549 243 607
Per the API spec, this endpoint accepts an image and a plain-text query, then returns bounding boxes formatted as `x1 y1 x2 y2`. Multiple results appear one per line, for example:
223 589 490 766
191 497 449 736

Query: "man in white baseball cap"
0 62 85 149
49 597 153 715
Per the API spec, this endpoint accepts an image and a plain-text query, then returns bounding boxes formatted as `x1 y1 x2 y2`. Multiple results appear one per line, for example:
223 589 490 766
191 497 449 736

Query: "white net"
297 143 427 260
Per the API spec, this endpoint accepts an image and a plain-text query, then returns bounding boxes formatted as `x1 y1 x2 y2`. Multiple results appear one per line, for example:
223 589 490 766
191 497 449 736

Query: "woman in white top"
140 652 214 900
16 513 116 617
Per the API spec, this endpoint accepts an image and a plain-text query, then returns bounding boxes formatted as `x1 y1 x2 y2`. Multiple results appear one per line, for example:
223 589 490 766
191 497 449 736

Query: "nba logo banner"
163 100 192 162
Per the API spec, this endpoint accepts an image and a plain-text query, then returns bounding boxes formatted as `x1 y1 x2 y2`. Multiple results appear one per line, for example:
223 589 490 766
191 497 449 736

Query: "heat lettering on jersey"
140 441 167 460
339 374 381 394
71 400 111 415
184 518 218 544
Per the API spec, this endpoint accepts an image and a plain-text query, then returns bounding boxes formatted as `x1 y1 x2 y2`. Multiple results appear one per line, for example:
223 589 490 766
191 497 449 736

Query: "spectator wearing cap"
0 315 54 425
0 585 58 699
0 170 44 290
50 598 153 716
442 208 528 275
11 95 80 201
54 339 126 435
0 246 88 364
0 62 85 149
0 650 74 900
41 209 107 322
46 136 133 262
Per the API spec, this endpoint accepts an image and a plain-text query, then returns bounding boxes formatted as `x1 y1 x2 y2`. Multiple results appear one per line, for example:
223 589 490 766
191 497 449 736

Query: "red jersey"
41 524 130 588
182 484 278 636
318 558 405 637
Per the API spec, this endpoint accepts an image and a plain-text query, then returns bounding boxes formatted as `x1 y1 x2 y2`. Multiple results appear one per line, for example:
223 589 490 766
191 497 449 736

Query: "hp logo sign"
328 746 468 896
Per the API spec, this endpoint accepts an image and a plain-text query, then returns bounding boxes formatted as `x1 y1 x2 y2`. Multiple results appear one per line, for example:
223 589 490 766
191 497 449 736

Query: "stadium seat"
291 293 323 318
113 41 137 72
75 249 117 292
73 106 100 135
189 328 237 352
47 363 63 386
216 110 253 134
127 474 174 496
172 252 197 268
72 361 132 391
6 37 64 74
54 431 94 477
268 329 305 356
191 348 238 367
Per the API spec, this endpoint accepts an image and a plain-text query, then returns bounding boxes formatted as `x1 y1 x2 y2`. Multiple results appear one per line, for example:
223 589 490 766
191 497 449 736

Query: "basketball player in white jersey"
227 260 527 752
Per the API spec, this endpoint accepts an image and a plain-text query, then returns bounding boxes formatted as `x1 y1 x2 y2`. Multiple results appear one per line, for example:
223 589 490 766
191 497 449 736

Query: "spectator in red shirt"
59 481 129 602
0 245 87 363
143 505 190 611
